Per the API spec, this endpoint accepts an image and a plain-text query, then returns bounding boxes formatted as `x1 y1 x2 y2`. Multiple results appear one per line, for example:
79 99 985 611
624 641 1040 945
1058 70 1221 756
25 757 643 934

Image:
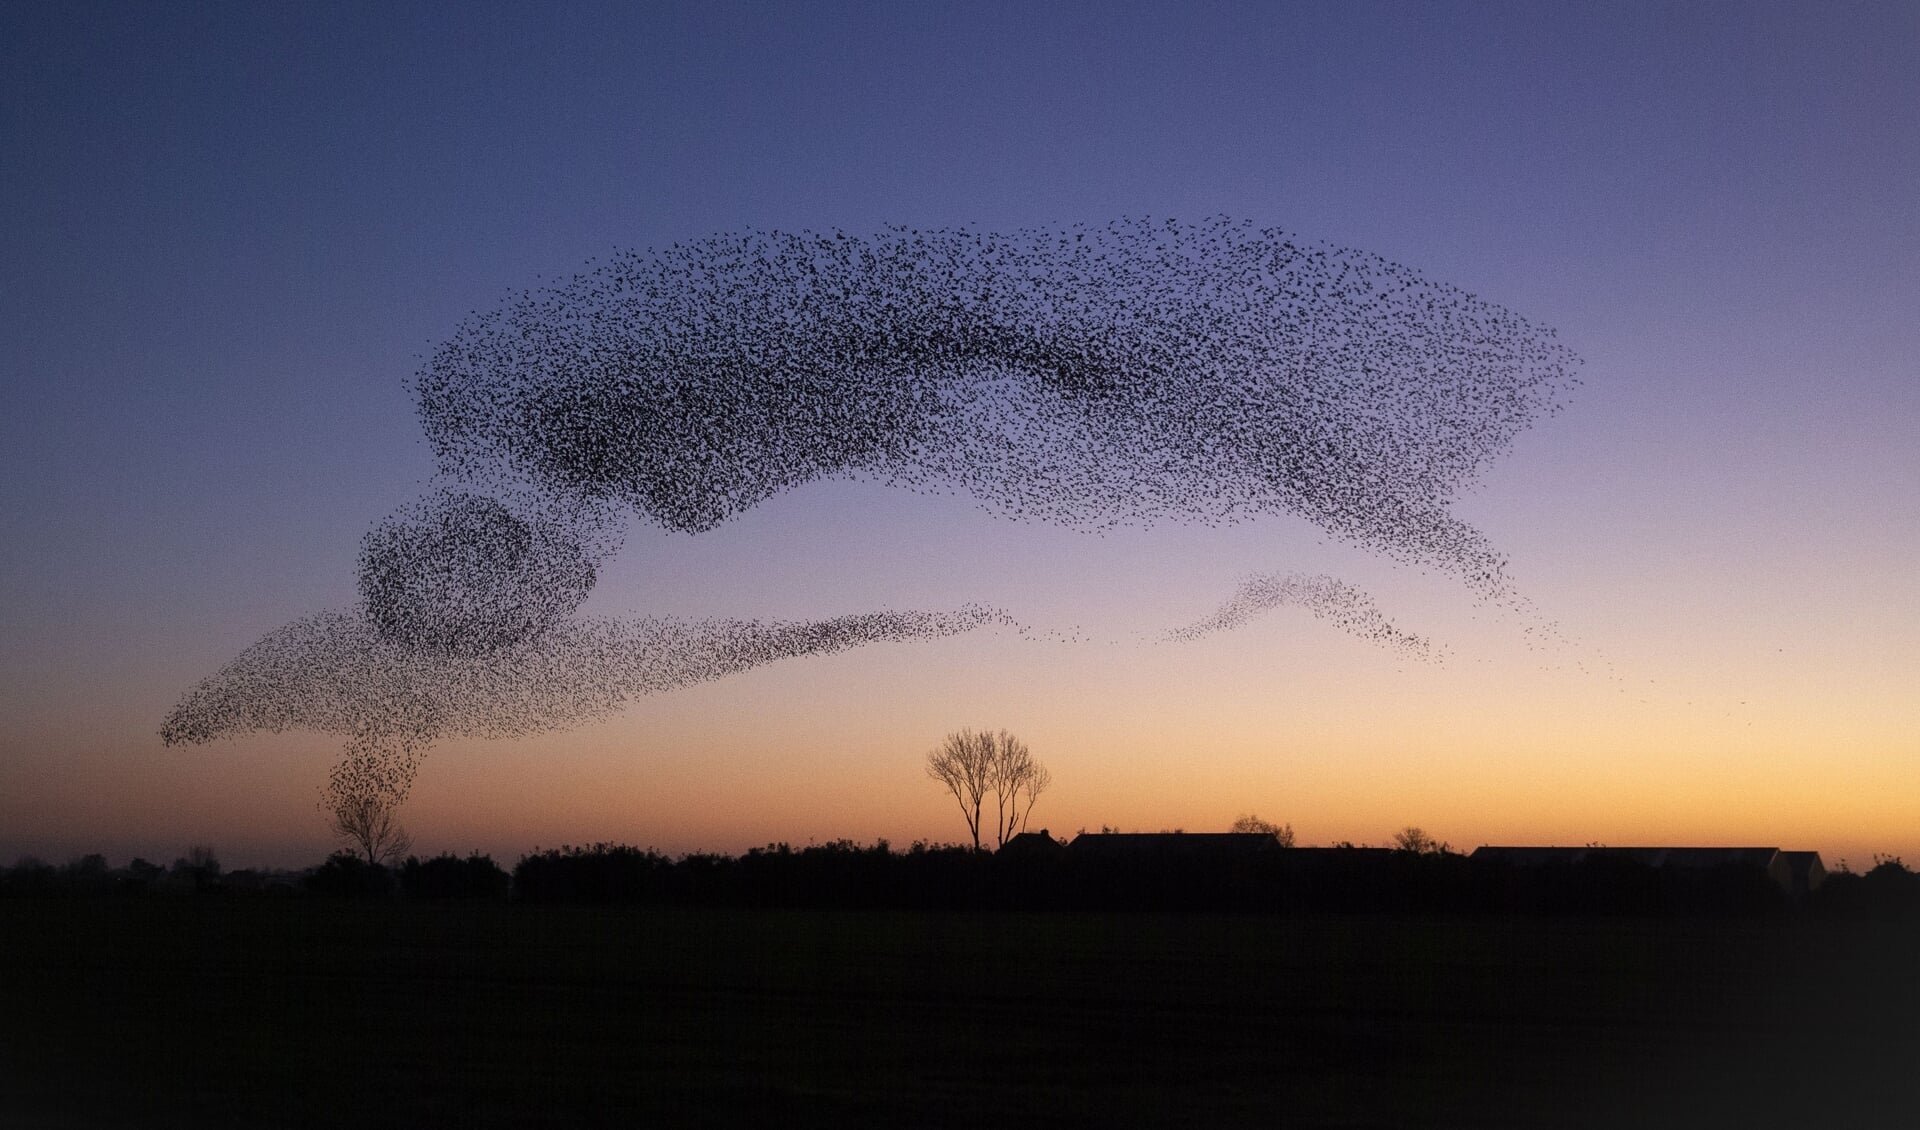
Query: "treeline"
8 843 1920 918
0 849 509 901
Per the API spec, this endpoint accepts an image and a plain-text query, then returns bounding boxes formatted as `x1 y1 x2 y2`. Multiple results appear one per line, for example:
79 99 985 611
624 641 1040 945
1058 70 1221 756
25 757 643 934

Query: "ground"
3 901 1915 1128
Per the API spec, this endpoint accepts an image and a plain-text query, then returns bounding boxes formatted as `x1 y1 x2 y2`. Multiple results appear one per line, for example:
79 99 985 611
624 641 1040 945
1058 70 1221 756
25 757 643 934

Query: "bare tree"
990 739 1050 847
1010 762 1050 841
1391 826 1447 855
323 736 418 866
1230 814 1295 847
329 792 414 866
926 729 1051 850
926 729 996 850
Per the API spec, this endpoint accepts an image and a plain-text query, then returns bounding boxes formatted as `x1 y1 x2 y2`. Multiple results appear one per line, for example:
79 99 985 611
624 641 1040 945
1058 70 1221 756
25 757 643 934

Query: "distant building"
997 830 1067 861
1469 846 1825 896
1283 846 1398 860
1066 831 1283 865
1774 851 1826 898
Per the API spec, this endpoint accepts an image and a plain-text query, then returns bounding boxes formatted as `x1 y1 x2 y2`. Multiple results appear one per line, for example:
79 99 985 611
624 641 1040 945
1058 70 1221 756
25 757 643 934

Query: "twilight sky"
3 2 1915 869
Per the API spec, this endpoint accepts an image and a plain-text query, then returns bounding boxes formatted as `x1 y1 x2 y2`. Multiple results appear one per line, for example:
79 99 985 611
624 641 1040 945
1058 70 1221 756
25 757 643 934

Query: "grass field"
4 900 1916 1128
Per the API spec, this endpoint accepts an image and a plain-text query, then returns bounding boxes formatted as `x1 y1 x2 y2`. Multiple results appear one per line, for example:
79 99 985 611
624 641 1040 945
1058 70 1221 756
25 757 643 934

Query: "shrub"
305 852 394 897
400 852 510 899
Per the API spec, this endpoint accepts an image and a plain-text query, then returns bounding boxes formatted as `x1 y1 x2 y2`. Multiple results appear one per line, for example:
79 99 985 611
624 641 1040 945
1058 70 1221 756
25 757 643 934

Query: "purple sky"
3 2 1915 868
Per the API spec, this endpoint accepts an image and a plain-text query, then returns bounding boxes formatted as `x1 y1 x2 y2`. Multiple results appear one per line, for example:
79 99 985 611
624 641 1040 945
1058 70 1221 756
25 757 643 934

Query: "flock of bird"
1163 572 1441 661
421 216 1578 596
163 218 1580 796
160 604 1012 763
355 490 603 657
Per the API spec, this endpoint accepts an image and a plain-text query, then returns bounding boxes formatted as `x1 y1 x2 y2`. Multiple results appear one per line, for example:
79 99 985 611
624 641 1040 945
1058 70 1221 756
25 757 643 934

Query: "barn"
1469 846 1826 897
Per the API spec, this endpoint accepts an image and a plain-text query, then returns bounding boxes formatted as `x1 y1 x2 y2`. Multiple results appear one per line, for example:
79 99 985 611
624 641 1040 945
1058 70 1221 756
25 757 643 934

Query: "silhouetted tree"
64 854 112 894
1856 855 1920 919
1230 814 1295 846
171 844 222 891
121 857 165 894
1 856 58 897
329 792 413 866
990 734 1050 848
1391 827 1447 854
926 729 996 850
926 729 1051 850
323 740 415 866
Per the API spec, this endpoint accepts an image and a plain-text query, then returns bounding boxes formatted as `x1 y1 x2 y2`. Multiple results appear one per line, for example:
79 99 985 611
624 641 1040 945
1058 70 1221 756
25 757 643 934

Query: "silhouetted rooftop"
1470 847 1785 869
997 830 1067 858
1068 832 1283 861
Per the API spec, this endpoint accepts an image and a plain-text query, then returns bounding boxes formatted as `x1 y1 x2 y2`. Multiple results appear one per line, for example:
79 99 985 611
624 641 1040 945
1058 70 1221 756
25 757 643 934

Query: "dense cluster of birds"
164 218 1579 804
357 490 605 656
420 217 1579 596
1163 572 1441 661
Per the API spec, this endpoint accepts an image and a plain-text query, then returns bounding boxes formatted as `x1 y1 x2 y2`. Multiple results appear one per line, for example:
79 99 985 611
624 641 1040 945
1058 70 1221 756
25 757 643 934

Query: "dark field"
4 901 1916 1128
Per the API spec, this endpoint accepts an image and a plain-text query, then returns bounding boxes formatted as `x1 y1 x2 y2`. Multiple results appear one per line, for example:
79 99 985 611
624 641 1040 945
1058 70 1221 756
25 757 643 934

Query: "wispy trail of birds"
1163 572 1443 661
164 218 1579 774
162 605 1013 753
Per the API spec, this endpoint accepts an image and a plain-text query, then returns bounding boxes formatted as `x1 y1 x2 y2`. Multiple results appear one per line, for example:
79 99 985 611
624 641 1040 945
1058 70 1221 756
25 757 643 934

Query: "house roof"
997 830 1067 857
1470 846 1784 869
1284 846 1397 858
1067 832 1283 861
1775 851 1826 879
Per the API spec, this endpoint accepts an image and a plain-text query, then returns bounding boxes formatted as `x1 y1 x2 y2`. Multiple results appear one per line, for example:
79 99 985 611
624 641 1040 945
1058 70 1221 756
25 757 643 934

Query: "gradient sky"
4 1 1915 870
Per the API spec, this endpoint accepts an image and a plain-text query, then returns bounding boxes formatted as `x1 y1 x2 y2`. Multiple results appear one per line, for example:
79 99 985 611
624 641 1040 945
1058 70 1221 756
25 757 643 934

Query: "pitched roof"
997 830 1067 857
1775 851 1826 880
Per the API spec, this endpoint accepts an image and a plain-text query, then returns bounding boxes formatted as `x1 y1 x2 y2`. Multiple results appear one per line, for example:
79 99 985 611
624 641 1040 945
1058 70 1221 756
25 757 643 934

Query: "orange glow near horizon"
9 611 1909 873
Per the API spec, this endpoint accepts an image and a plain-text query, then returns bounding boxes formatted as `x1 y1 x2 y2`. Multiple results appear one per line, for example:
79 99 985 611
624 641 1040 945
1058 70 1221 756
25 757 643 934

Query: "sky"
3 1 1915 870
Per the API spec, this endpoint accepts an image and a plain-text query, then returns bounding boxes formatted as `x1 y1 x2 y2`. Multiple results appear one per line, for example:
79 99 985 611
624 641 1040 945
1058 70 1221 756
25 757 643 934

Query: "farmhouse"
1066 831 1283 865
997 830 1068 862
1469 846 1826 897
